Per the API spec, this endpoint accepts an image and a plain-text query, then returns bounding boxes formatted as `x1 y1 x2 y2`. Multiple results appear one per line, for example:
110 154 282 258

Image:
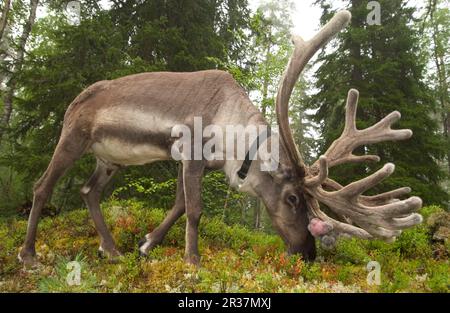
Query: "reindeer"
19 11 423 267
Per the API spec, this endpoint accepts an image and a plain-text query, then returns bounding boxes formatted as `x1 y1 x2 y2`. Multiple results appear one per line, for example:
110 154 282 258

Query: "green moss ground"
0 200 448 292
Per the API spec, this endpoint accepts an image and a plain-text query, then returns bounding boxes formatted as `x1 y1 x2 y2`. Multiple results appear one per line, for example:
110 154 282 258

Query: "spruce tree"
0 1 252 210
310 0 448 205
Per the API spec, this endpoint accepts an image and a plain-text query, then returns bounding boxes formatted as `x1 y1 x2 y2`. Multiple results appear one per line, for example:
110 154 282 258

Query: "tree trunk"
0 0 39 142
349 0 366 173
256 37 271 227
261 34 271 118
436 54 449 173
254 199 262 229
0 0 11 41
446 112 450 174
0 0 12 86
350 0 363 84
431 11 449 174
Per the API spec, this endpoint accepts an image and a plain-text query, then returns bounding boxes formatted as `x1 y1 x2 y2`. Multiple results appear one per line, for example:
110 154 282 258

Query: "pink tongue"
308 218 333 237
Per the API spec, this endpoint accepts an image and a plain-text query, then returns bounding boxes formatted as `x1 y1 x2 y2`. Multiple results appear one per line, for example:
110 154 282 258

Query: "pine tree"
248 0 294 121
0 0 39 142
0 1 252 210
421 0 450 200
310 0 448 205
109 0 250 72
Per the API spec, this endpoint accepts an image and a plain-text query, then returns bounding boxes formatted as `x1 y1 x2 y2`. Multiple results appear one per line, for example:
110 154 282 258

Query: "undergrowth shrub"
38 253 99 292
425 262 449 292
0 201 448 293
111 172 246 217
330 238 370 265
393 225 432 258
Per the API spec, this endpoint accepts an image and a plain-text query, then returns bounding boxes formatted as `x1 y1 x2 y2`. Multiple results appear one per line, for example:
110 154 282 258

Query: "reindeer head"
251 10 423 261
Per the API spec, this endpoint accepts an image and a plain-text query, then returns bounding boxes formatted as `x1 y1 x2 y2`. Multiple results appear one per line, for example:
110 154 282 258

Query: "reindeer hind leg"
19 136 88 267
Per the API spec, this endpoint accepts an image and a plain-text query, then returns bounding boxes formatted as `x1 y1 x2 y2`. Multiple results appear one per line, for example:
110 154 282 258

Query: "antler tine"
361 187 412 206
305 165 423 240
276 10 351 177
323 178 412 206
315 89 413 169
340 163 395 197
305 88 423 242
306 154 421 240
305 156 328 187
306 198 373 239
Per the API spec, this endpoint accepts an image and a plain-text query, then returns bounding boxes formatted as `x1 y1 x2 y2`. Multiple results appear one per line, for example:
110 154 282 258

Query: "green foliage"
426 262 450 292
245 0 318 162
112 175 177 209
335 266 361 285
333 238 370 265
0 166 28 212
420 205 445 220
38 253 99 292
323 208 439 265
300 262 322 282
0 0 448 293
311 0 449 206
421 2 450 196
0 0 251 212
393 225 432 259
0 201 447 293
200 215 283 251
112 170 250 226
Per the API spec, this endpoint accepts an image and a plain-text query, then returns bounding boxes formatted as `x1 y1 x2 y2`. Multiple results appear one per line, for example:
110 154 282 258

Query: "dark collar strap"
237 127 272 180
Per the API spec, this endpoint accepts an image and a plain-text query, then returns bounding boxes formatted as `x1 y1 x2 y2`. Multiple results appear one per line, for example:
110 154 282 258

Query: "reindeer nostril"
287 233 317 262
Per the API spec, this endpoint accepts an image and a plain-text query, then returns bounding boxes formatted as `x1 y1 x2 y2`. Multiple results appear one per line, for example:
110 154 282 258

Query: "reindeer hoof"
18 249 39 269
184 254 200 266
138 236 159 257
138 237 147 249
98 246 122 262
137 239 147 257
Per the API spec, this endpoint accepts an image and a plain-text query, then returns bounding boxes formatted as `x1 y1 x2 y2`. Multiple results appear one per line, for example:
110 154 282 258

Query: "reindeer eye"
287 194 299 206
